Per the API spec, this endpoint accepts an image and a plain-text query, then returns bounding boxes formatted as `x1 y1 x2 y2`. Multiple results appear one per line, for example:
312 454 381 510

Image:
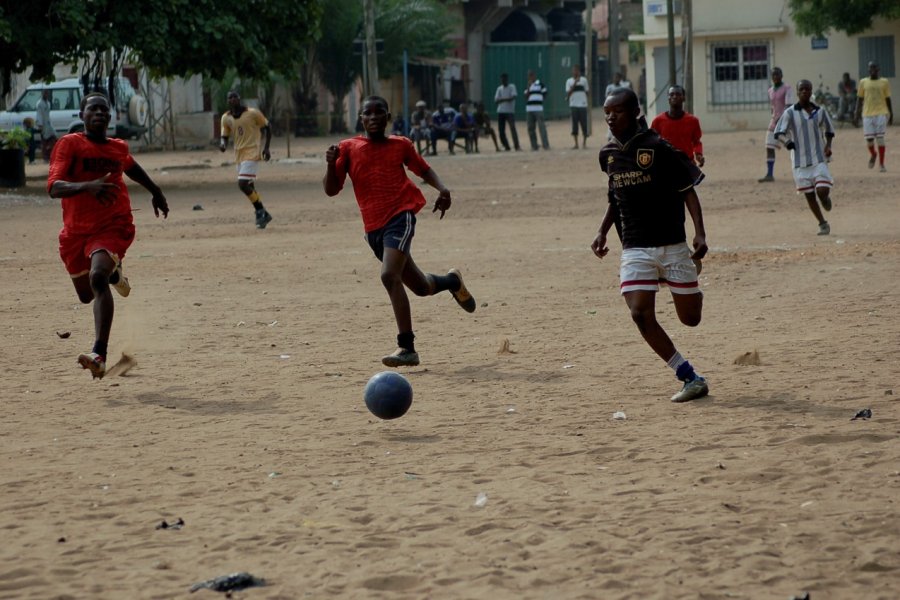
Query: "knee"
238 180 253 194
680 313 702 327
77 290 94 304
628 306 655 331
380 270 403 291
88 268 110 292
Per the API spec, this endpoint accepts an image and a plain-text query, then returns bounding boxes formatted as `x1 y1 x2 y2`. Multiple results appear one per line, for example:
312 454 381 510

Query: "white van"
0 77 149 139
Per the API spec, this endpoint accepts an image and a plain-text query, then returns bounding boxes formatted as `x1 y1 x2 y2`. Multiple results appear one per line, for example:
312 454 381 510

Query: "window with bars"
708 40 772 109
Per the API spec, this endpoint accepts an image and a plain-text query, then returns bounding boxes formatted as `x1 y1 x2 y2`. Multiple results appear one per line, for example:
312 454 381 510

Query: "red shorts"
59 221 135 277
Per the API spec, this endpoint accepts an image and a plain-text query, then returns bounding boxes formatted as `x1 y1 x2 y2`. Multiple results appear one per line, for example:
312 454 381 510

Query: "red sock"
869 145 877 157
878 145 886 165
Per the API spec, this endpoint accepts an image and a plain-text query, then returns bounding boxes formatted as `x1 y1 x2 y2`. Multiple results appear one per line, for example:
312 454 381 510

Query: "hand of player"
219 140 226 153
432 189 451 219
691 235 708 260
591 232 609 259
84 173 117 204
151 191 169 218
784 140 796 150
262 148 271 162
695 153 705 167
325 144 340 164
824 146 832 158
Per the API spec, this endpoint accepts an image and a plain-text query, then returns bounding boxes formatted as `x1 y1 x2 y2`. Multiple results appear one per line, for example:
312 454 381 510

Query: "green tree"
316 0 456 133
0 0 324 97
789 0 900 36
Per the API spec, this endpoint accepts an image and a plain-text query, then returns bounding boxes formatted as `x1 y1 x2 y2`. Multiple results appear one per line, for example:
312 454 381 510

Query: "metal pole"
402 49 409 136
585 0 593 135
666 0 676 88
364 0 380 95
682 0 693 112
609 0 620 85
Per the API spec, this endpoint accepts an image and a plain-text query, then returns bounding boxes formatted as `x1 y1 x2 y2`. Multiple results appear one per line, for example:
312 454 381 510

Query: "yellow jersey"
858 77 891 117
221 107 269 163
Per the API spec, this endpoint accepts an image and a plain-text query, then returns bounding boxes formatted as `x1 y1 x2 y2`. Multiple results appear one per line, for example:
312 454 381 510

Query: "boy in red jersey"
49 93 169 379
651 85 705 166
323 96 476 367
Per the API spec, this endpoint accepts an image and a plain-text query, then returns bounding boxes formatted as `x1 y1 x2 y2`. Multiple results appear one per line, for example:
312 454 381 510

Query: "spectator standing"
494 73 521 151
837 72 857 122
525 70 550 150
567 65 590 149
35 89 58 163
410 100 432 155
758 67 793 182
651 85 705 166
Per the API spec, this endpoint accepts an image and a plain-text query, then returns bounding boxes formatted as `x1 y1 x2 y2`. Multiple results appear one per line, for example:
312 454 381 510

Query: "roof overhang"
629 25 788 42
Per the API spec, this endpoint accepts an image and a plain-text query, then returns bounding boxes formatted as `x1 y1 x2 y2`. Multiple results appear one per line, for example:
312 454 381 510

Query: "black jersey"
599 129 701 249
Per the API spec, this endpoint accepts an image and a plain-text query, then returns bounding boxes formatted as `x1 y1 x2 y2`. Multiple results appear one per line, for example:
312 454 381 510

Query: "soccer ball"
363 371 413 420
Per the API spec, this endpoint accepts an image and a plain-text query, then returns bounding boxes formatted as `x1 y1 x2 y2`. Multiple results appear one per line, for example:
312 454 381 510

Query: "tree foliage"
789 0 900 36
0 0 324 89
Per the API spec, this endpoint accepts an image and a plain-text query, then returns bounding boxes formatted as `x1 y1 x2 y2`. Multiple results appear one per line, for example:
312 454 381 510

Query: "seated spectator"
391 115 406 136
472 102 500 152
430 102 458 155
453 103 477 153
410 100 432 155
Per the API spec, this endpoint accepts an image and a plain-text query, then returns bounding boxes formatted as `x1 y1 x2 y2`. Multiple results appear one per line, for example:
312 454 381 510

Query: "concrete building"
633 0 900 131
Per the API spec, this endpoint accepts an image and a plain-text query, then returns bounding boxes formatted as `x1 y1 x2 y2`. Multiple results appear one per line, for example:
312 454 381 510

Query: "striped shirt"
774 103 835 168
526 79 547 112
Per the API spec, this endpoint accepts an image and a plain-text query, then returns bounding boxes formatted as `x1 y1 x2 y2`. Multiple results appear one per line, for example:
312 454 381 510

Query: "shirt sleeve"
220 114 231 137
692 117 704 156
256 110 269 128
47 136 73 192
404 138 431 178
774 109 791 137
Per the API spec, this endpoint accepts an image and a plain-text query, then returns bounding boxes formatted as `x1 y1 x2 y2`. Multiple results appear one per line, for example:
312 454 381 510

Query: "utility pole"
364 0 380 95
585 0 593 135
682 0 693 112
609 0 620 85
666 0 676 88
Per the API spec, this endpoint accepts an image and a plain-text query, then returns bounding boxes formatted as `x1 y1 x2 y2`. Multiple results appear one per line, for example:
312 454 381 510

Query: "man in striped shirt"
774 79 835 236
525 70 550 150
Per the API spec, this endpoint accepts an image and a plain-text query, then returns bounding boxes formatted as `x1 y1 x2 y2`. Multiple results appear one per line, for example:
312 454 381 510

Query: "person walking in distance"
592 88 710 403
35 88 58 163
219 90 273 229
567 65 590 149
494 73 521 151
525 70 550 150
759 67 792 182
855 61 893 172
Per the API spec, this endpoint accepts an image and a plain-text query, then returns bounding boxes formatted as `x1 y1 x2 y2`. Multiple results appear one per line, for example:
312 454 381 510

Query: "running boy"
591 88 709 403
323 96 476 367
48 93 169 379
219 90 273 229
774 79 836 236
651 85 705 166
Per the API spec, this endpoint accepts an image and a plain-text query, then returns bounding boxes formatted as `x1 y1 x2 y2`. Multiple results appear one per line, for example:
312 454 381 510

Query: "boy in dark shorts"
49 93 169 379
591 88 710 403
323 96 476 367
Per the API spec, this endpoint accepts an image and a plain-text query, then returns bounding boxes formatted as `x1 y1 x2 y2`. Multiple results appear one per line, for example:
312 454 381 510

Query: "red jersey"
333 135 431 232
650 111 703 163
48 133 136 235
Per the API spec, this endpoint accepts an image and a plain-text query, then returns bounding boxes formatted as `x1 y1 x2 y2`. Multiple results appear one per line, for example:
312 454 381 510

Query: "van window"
14 90 42 112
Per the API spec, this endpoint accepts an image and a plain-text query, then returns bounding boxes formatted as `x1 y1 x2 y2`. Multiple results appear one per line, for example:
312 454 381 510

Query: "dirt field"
1 116 898 599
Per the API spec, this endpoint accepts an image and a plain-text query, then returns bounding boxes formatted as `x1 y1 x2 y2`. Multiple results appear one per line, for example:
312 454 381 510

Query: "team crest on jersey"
636 149 654 169
607 155 614 165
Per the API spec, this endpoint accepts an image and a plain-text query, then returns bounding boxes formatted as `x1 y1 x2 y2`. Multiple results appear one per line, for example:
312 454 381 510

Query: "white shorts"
765 130 783 150
863 115 888 138
620 244 700 295
237 160 259 181
792 162 833 193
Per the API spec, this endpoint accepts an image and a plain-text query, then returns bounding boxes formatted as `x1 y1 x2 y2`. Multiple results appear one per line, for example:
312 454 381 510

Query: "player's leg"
75 250 117 378
875 116 887 170
498 114 511 151
538 113 550 149
579 109 589 148
509 115 521 150
793 167 829 235
527 112 538 150
759 131 776 181
238 162 272 228
863 116 878 168
570 110 579 148
814 163 833 212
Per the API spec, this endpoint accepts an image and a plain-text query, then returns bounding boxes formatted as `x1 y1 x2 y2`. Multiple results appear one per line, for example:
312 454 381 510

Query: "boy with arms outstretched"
591 89 709 402
49 93 169 379
323 96 476 367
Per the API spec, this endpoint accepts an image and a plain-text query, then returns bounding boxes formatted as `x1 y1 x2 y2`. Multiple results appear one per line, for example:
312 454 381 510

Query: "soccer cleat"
879 165 887 173
757 174 774 182
111 264 131 297
448 268 476 313
671 376 709 403
382 348 420 368
868 155 876 169
820 196 832 211
77 352 106 379
255 209 273 229
817 221 831 235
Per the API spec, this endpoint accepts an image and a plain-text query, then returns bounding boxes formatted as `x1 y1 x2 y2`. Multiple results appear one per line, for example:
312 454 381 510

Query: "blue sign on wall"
811 37 829 50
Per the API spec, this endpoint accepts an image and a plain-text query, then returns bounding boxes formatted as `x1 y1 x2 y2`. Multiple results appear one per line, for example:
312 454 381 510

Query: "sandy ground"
1 115 899 600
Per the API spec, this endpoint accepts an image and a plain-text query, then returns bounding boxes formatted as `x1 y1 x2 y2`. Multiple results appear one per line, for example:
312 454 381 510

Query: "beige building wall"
634 0 900 131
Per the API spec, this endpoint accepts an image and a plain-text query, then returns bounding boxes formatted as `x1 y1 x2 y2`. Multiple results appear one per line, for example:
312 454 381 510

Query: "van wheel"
129 95 149 127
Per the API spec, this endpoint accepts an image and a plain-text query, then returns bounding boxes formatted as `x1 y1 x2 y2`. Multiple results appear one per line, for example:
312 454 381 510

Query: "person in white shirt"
35 89 58 163
566 65 590 149
525 70 550 150
494 73 521 151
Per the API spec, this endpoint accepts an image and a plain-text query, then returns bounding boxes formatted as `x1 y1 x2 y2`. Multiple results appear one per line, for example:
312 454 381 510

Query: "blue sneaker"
671 376 709 403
